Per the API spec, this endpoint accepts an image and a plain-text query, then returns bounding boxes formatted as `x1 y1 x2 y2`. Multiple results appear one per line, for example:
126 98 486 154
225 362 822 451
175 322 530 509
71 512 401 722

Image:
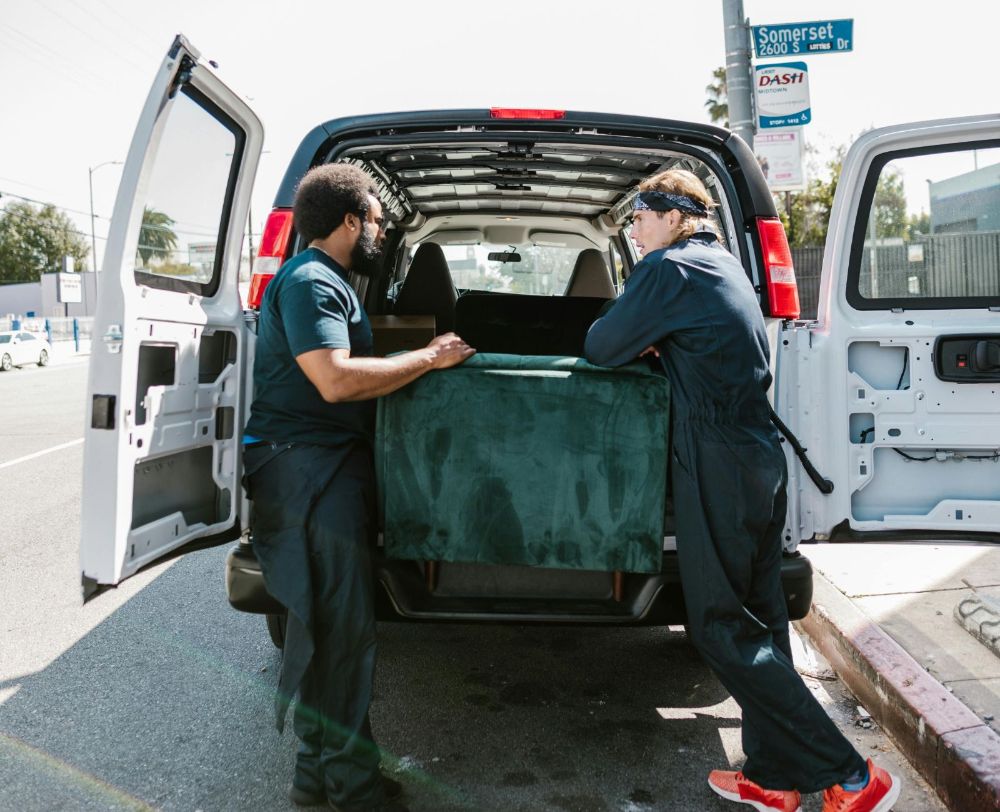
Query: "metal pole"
722 0 755 147
88 161 122 274
88 167 98 275
869 203 879 298
247 204 255 275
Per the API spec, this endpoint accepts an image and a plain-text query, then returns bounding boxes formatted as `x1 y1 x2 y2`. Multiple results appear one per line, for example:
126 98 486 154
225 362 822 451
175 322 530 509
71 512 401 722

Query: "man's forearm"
299 348 438 403
328 351 437 401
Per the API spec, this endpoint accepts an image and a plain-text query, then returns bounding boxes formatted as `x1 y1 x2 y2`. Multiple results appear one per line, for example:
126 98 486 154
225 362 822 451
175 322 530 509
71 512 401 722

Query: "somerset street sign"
755 62 811 129
752 19 853 59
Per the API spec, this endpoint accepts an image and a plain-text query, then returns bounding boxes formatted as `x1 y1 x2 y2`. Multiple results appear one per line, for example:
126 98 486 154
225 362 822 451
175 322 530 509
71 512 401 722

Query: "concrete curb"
797 572 1000 811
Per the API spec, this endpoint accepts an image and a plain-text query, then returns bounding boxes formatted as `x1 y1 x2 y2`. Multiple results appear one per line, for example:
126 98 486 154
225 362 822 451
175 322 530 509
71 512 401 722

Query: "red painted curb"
797 573 1000 812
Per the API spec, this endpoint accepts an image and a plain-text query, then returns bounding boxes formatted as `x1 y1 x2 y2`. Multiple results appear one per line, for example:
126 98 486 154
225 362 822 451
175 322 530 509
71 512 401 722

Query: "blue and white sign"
752 19 853 58
755 62 811 129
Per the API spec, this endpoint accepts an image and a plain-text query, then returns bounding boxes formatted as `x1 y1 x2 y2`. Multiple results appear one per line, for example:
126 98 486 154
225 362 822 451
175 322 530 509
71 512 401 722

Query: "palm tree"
138 207 178 265
704 66 729 128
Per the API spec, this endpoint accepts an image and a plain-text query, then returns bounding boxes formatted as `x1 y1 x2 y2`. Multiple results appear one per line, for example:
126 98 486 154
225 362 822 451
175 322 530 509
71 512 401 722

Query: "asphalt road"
0 356 946 812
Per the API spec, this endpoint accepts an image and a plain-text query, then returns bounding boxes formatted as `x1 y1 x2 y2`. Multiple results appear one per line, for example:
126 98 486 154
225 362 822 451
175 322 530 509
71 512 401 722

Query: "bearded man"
243 163 473 811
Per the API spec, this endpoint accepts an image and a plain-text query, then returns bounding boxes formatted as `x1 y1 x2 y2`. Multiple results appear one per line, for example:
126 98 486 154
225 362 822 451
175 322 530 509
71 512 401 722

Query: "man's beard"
350 228 383 278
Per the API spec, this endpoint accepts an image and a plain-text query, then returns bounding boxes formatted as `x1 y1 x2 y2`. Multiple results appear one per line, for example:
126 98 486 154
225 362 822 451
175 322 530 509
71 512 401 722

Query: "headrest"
565 249 616 299
395 242 459 333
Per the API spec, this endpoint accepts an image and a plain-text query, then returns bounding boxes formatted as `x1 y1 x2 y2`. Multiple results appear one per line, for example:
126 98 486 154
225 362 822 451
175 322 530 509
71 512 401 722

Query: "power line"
0 205 108 242
0 23 117 86
0 30 94 94
66 0 162 65
90 0 165 54
36 0 151 76
0 190 110 221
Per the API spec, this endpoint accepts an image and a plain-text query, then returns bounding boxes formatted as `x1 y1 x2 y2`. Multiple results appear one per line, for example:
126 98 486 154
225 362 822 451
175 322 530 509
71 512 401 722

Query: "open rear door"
777 115 1000 543
81 35 263 599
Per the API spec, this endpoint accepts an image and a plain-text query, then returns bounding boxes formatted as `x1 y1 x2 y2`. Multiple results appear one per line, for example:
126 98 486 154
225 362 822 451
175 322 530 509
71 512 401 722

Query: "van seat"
394 243 458 334
564 249 616 298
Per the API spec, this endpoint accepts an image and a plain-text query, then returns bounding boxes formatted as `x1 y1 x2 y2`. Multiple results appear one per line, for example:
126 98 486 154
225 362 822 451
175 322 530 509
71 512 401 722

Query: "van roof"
273 109 775 225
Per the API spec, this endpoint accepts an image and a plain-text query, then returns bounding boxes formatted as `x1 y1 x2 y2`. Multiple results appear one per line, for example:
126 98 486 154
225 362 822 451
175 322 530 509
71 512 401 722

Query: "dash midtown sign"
752 19 853 58
754 62 811 129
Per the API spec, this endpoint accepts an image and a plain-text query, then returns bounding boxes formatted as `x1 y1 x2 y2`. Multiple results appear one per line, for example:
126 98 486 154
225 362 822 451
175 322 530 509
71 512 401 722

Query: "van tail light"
756 217 801 319
246 208 294 310
490 108 566 120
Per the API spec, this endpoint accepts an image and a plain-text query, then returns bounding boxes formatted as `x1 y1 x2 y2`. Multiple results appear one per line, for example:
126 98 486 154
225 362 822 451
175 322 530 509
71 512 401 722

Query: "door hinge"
168 54 197 99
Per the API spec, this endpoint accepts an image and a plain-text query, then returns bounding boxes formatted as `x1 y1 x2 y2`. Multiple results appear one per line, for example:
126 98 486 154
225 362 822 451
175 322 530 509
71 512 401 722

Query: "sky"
1 0 999 270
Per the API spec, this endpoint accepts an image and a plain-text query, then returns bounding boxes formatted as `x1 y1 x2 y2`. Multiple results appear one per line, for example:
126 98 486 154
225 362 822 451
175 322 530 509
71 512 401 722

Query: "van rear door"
777 115 1000 543
80 35 263 599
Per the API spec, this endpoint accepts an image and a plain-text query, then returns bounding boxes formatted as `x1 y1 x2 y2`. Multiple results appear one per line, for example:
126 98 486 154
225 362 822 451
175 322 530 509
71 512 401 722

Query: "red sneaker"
822 760 900 812
708 770 802 812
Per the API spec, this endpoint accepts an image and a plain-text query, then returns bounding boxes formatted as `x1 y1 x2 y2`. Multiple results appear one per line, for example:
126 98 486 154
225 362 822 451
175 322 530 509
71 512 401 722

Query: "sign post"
754 62 811 129
58 272 82 318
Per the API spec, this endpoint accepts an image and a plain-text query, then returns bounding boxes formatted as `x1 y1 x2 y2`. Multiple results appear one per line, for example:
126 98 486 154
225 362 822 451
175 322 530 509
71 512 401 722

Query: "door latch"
102 324 123 354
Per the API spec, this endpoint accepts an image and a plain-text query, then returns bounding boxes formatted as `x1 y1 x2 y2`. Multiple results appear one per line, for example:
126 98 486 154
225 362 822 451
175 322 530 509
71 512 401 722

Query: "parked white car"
0 331 51 371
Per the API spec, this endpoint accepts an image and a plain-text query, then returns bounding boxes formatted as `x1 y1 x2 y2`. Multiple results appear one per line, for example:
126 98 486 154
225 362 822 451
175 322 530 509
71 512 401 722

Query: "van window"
132 86 245 297
848 141 1000 309
426 243 587 295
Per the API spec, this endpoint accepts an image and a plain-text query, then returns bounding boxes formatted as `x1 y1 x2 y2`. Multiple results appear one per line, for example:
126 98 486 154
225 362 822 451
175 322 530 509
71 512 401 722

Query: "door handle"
973 340 1000 372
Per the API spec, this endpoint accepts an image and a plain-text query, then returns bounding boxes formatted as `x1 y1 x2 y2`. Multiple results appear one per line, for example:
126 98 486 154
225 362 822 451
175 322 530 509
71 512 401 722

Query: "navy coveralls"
244 248 386 809
585 229 865 792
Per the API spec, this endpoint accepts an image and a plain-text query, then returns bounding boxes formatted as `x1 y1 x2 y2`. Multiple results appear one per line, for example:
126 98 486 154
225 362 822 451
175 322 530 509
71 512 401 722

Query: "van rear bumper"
225 542 813 624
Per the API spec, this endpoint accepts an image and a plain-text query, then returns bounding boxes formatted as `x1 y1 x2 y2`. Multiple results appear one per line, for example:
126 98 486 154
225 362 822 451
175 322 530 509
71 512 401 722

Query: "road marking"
0 438 84 469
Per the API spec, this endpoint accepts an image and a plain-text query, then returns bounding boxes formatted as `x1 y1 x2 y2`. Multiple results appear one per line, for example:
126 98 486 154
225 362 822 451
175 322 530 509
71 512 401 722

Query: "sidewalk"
796 541 1000 811
48 338 91 364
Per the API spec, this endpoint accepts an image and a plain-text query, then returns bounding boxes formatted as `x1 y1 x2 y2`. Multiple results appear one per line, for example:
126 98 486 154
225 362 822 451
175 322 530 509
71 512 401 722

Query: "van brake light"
247 208 293 310
490 108 566 120
756 217 800 319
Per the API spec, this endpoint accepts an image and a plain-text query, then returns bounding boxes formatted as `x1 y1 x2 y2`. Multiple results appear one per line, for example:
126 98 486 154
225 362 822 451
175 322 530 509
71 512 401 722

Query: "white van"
80 37 1000 643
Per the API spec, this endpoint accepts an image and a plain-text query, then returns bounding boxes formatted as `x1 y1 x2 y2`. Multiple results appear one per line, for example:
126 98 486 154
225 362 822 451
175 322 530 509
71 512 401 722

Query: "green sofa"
376 353 670 574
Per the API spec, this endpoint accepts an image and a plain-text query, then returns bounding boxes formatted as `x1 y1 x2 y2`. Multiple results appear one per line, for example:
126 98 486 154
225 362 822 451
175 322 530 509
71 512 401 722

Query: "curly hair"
293 163 379 243
638 169 717 243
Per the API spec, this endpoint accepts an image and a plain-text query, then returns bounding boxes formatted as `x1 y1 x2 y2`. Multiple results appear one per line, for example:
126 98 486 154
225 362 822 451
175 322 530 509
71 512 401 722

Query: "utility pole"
722 0 755 148
88 161 122 273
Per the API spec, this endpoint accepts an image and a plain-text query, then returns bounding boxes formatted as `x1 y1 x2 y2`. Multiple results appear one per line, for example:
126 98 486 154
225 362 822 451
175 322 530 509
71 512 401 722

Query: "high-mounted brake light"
756 217 800 319
489 108 566 120
246 208 293 310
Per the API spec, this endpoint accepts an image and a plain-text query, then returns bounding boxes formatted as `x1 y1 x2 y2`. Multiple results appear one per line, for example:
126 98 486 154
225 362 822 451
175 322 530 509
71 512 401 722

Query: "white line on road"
0 438 84 470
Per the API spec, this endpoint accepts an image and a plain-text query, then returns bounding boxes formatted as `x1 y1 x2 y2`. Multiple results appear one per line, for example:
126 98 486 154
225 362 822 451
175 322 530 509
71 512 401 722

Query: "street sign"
58 272 82 304
752 19 853 58
753 129 806 192
755 62 811 129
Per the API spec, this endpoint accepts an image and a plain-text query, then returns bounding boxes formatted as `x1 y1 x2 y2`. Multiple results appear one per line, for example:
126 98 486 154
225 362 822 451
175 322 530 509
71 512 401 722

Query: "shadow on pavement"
0 544 737 811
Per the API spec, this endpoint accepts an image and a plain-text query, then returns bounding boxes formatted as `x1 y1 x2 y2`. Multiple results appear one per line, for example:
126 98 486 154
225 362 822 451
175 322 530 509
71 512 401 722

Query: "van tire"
266 612 287 649
1 354 11 371
38 350 49 367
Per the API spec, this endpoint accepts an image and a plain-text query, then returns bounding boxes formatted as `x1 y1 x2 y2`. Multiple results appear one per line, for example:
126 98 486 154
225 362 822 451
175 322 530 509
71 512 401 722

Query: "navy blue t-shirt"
246 247 375 446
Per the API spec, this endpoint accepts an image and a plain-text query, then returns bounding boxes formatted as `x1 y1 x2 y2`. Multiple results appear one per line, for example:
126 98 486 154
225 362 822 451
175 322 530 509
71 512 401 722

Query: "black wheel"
37 349 49 367
266 612 287 649
0 354 11 372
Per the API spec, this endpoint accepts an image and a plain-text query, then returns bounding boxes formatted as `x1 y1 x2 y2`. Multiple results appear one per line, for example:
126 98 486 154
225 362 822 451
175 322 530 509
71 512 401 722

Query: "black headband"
633 190 708 216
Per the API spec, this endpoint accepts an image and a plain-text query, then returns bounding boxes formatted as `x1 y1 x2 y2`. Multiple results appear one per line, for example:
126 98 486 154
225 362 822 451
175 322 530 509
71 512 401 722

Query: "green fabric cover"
376 353 670 573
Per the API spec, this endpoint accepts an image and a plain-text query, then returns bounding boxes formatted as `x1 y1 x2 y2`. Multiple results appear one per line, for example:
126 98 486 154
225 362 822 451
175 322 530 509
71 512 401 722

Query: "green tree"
705 66 729 127
872 169 908 239
0 201 90 283
907 210 931 240
775 145 843 247
138 207 178 265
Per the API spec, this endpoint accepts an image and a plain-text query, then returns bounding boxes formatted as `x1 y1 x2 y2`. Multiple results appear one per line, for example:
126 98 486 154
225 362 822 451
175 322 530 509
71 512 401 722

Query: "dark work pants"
244 441 385 809
672 419 866 793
